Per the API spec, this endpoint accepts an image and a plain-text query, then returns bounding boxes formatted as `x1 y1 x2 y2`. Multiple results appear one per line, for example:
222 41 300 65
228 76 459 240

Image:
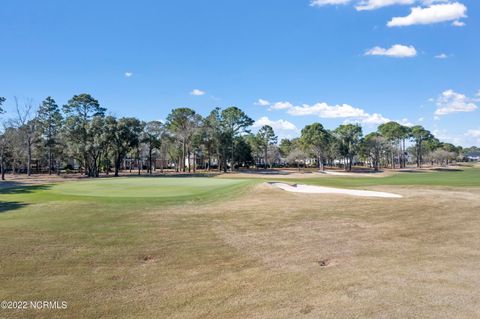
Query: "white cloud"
253 116 297 131
255 99 270 106
288 102 367 118
399 118 414 127
270 101 294 110
434 89 478 116
310 0 351 6
465 129 480 138
287 102 391 125
361 113 391 125
356 0 414 11
433 129 463 145
421 0 448 5
264 98 416 128
435 53 448 59
387 2 467 27
418 117 424 122
452 20 465 27
124 72 133 78
365 44 417 58
190 89 206 96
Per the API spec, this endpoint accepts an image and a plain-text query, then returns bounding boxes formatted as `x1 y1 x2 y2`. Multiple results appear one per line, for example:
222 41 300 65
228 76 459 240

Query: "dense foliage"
0 94 476 179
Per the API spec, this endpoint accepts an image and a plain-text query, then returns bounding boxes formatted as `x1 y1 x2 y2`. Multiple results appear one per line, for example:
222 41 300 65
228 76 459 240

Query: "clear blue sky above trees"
0 0 478 145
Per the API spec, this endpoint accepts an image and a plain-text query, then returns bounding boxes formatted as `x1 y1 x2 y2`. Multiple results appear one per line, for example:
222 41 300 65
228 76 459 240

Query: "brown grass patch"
2 183 480 318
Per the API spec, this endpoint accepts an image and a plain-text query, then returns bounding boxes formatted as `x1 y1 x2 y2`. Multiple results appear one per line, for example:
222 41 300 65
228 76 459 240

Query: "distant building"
466 151 480 161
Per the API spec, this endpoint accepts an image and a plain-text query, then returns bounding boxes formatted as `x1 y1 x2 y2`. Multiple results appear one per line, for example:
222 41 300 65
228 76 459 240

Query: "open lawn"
1 167 480 318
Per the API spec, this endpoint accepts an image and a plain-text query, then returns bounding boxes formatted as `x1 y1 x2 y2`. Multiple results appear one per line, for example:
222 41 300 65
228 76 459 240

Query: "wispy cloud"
365 44 417 58
190 89 206 96
253 116 297 131
356 0 414 11
310 0 351 6
255 99 270 106
452 20 465 27
281 101 391 125
125 72 133 78
270 101 294 110
434 89 478 116
434 53 449 59
465 129 480 138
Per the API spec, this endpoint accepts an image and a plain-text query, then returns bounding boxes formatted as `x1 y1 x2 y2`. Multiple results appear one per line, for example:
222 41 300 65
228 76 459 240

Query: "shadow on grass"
396 170 427 174
430 168 463 172
0 201 29 213
0 184 52 195
117 173 219 178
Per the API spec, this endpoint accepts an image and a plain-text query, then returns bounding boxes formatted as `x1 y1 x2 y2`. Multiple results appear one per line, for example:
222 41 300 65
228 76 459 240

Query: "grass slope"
0 168 479 318
285 167 480 188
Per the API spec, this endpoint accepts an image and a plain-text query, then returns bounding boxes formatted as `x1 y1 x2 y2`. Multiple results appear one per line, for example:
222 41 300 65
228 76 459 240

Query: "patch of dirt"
300 304 314 314
317 259 330 267
141 255 155 263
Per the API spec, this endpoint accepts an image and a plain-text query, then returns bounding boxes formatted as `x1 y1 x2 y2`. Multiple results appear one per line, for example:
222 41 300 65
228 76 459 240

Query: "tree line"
0 94 477 180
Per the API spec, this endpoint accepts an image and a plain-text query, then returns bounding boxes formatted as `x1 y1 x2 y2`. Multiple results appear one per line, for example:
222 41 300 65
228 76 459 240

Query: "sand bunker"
269 182 402 198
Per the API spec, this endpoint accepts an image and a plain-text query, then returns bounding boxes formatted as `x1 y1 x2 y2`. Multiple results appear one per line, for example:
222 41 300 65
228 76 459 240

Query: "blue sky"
1 0 479 146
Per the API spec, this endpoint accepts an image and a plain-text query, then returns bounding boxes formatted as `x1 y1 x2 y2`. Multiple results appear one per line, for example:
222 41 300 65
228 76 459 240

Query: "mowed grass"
285 166 480 188
1 168 480 318
51 177 251 198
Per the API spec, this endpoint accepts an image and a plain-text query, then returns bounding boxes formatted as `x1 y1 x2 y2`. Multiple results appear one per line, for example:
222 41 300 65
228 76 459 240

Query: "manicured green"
50 177 249 198
1 177 253 208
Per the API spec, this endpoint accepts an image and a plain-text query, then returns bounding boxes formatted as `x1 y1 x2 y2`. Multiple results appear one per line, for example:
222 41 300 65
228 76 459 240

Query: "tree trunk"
193 152 196 173
160 152 164 173
137 150 141 176
0 158 4 180
231 140 235 171
419 142 423 168
48 146 52 175
27 141 32 177
207 147 212 172
149 148 153 175
264 146 268 170
114 154 121 177
182 139 186 172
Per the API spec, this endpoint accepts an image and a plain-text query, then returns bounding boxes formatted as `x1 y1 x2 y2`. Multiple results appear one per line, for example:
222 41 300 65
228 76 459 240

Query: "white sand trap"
269 182 402 198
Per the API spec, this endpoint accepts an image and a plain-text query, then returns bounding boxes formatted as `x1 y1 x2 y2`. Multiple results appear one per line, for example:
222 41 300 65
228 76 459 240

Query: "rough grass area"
1 168 480 318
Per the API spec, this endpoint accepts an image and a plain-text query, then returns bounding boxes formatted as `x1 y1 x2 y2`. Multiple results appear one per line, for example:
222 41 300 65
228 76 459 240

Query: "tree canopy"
0 94 475 180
